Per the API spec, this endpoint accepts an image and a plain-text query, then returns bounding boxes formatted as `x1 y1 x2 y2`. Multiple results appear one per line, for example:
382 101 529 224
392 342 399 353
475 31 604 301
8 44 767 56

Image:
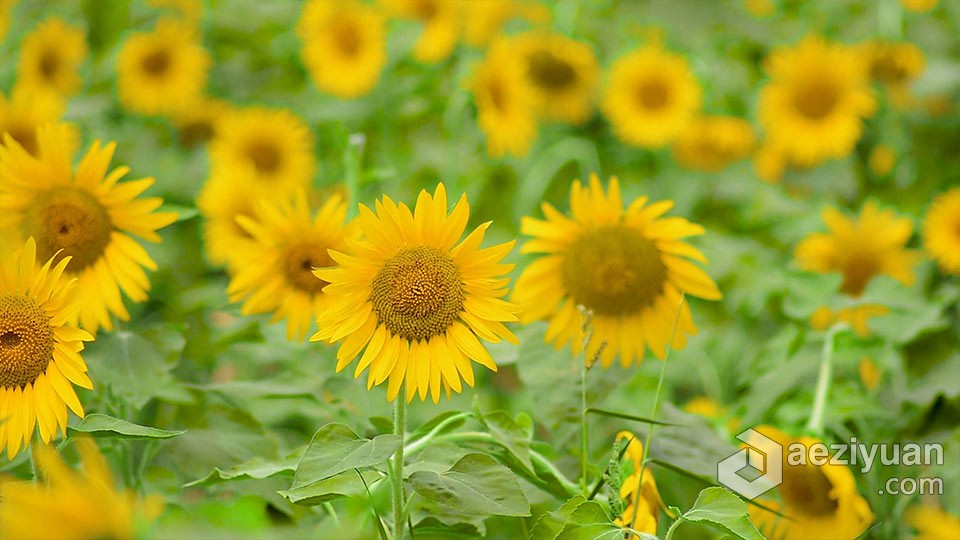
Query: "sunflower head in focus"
860 39 925 107
905 504 960 539
513 175 721 368
795 201 919 297
0 438 164 538
381 0 462 63
602 43 702 148
172 95 232 148
759 35 876 167
462 0 550 47
298 0 386 98
312 184 520 403
613 431 662 533
16 18 87 98
1 123 179 334
511 31 599 125
922 187 960 275
748 427 874 540
0 85 66 156
0 237 93 459
672 115 756 172
469 40 538 158
208 107 316 190
116 18 211 116
227 190 353 342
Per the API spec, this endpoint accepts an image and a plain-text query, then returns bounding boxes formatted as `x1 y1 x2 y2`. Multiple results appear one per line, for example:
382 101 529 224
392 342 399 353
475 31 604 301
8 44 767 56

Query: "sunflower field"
1 0 959 538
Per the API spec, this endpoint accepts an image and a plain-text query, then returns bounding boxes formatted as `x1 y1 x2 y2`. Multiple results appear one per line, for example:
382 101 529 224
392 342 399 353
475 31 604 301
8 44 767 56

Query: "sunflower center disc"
335 21 361 57
869 55 906 84
779 462 840 517
39 49 60 79
413 0 438 19
245 140 282 174
142 48 171 76
283 242 332 294
839 249 881 297
23 188 113 271
527 50 577 91
636 78 669 110
561 226 667 316
0 295 54 389
370 246 464 342
6 121 39 155
795 82 838 119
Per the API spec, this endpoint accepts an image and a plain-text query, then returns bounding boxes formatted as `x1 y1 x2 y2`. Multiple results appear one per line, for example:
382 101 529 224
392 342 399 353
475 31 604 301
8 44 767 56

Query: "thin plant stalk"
578 308 595 497
807 322 845 435
392 383 407 540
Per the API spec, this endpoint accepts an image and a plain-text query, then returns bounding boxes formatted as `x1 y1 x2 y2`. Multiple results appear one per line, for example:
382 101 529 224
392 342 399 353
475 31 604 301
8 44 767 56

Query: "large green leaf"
68 413 185 440
280 470 384 505
292 423 401 489
186 452 302 487
476 408 534 470
530 496 589 540
408 453 530 517
679 487 765 540
554 499 623 540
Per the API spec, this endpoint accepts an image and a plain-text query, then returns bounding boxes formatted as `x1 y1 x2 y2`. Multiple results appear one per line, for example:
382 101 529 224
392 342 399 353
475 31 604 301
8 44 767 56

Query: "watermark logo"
717 428 782 499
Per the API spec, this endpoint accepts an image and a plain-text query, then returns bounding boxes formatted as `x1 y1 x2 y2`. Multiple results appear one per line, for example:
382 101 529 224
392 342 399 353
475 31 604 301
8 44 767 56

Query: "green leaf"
186 452 301 487
477 410 534 470
280 470 383 505
409 453 530 517
586 407 682 426
530 496 588 540
680 487 765 540
555 499 623 540
292 423 401 488
158 204 200 222
781 271 844 320
68 413 185 440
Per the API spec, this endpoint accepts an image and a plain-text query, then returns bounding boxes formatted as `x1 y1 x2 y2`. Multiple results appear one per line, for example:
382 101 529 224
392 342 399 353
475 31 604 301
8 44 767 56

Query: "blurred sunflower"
208 107 316 191
759 36 876 167
0 123 179 334
748 426 874 540
469 41 538 158
672 115 756 172
462 0 550 47
312 184 520 403
809 304 890 337
752 141 787 183
922 187 960 274
16 18 87 97
901 0 937 12
861 40 925 107
0 238 93 459
614 431 662 533
298 0 386 98
116 18 211 116
906 504 960 539
381 0 461 63
0 85 66 156
602 44 702 148
0 0 17 42
512 176 721 368
858 356 880 390
171 95 231 148
227 190 352 342
512 31 599 124
198 168 265 267
868 144 896 176
0 438 164 538
795 201 919 297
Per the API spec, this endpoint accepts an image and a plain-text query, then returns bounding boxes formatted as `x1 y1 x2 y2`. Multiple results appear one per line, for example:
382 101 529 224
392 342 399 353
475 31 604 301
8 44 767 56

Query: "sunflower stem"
807 322 845 436
391 385 407 540
344 131 365 220
631 293 684 534
578 307 595 498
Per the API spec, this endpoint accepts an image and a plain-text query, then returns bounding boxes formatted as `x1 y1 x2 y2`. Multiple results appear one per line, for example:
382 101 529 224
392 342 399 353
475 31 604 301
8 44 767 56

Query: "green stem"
630 294 685 534
343 132 364 220
580 343 589 497
664 516 685 540
402 412 471 457
392 385 407 540
807 323 845 435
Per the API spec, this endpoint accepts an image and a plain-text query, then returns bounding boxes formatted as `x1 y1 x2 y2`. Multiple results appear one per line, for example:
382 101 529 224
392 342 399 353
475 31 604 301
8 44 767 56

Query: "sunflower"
511 31 599 125
208 107 316 191
461 0 550 47
172 95 232 148
906 504 960 539
0 123 179 334
380 0 461 63
795 201 919 297
227 190 352 342
901 0 937 12
602 44 702 149
0 238 93 459
513 175 721 368
116 18 211 116
922 187 960 275
298 0 386 99
868 144 896 176
16 18 88 98
0 0 17 43
759 36 876 167
808 303 891 337
0 85 66 156
614 431 662 534
672 115 756 172
311 184 520 403
469 40 538 158
0 438 165 538
752 141 787 184
860 39 925 107
858 356 880 390
748 426 874 540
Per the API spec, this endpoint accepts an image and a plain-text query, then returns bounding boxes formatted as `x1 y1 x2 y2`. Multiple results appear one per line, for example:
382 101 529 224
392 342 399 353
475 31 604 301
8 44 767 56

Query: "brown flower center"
0 295 54 389
23 188 113 271
636 78 670 110
39 49 60 80
334 20 361 57
561 226 667 316
838 249 881 297
794 82 838 120
245 140 282 175
141 48 171 76
527 49 577 92
779 462 840 517
283 242 333 294
179 119 215 147
370 246 464 341
869 55 907 84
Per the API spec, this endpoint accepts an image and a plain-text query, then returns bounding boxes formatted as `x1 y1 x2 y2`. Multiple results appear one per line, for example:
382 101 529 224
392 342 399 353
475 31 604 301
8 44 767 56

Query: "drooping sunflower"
311 184 520 403
0 123 179 334
748 426 874 540
380 0 461 63
860 39 925 107
469 40 538 158
511 31 599 125
512 175 721 368
116 18 211 116
672 115 756 172
759 36 876 167
171 95 232 148
16 18 88 97
0 85 66 156
0 438 165 538
922 187 960 275
0 238 93 459
461 0 550 47
795 201 919 297
905 504 960 539
208 107 316 191
298 0 387 99
614 431 662 533
227 190 352 342
602 44 702 149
